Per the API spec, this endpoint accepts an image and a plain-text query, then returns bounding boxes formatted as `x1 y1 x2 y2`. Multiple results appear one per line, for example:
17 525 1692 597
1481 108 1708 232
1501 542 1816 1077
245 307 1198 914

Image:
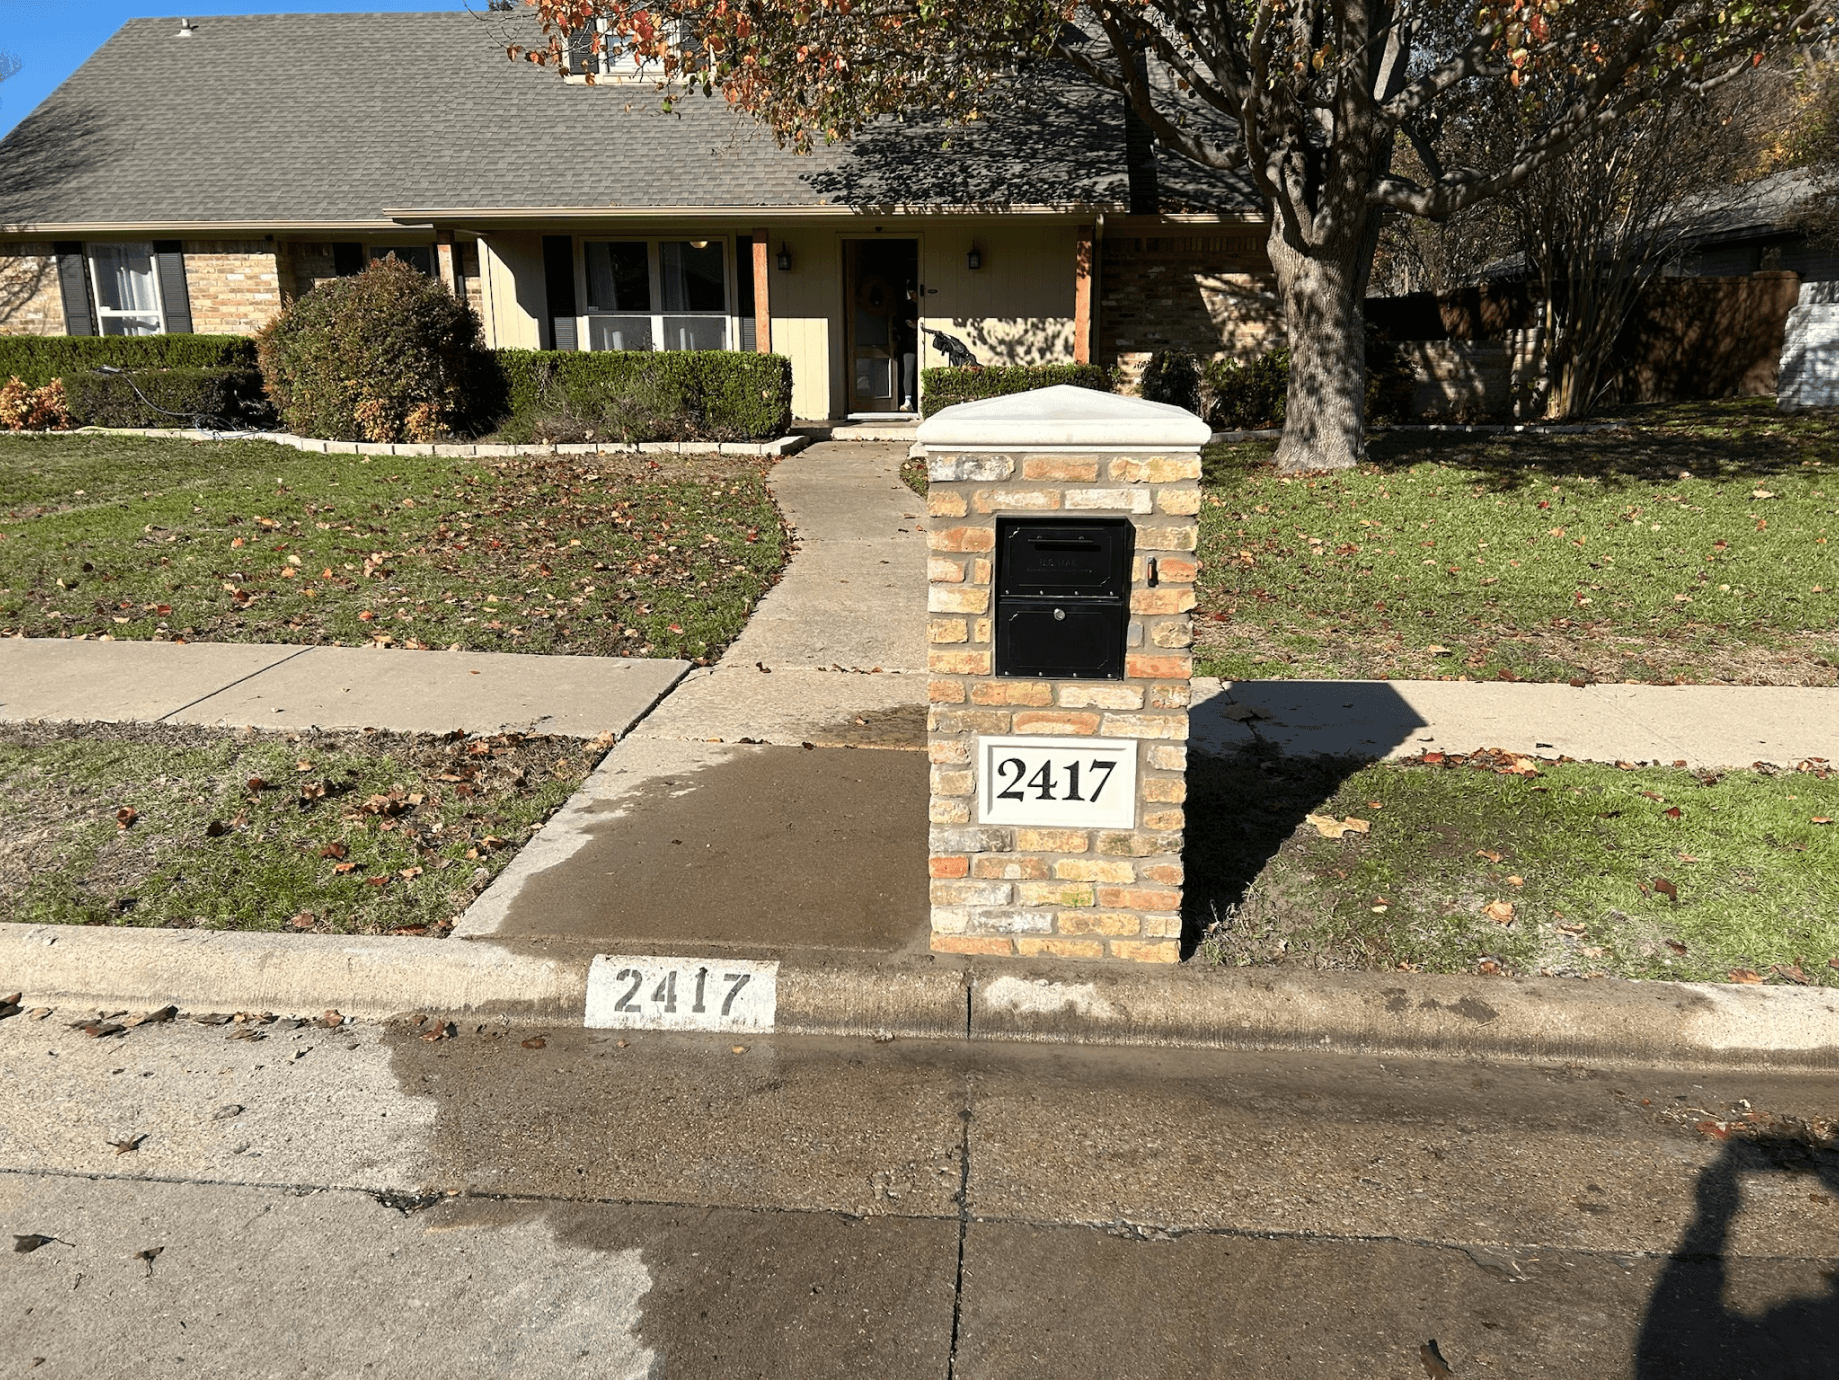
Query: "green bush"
0 334 255 389
492 349 791 443
255 259 500 442
1203 340 1419 431
61 367 272 429
920 363 1114 417
1140 349 1201 415
1203 349 1291 430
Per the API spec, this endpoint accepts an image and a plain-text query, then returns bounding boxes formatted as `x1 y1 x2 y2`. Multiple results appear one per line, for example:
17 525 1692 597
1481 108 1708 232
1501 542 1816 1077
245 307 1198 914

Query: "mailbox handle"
1147 557 1159 588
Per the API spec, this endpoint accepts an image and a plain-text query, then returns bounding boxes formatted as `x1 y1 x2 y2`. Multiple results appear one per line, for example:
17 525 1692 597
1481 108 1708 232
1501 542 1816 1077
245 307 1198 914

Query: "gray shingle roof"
0 11 1260 228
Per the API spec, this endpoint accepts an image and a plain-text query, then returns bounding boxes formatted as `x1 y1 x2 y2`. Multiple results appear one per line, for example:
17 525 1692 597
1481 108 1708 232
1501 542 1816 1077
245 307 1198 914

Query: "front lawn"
1197 400 1839 684
0 722 600 934
1188 747 1839 986
0 434 789 663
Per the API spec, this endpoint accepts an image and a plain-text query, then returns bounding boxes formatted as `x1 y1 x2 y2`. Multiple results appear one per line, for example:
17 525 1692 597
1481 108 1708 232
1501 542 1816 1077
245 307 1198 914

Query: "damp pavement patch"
459 740 930 954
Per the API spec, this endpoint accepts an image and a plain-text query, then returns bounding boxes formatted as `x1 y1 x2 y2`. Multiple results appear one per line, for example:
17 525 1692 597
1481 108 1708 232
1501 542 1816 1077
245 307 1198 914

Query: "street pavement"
1 1012 1834 1377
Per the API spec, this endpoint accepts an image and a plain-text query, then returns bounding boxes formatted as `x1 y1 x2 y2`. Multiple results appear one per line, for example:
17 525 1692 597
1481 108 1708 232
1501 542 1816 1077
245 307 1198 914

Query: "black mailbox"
993 516 1133 679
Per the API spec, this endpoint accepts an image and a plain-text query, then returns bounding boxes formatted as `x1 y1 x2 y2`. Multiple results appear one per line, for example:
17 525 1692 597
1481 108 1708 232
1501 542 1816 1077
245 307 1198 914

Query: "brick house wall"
181 240 284 333
0 243 66 335
1098 222 1284 390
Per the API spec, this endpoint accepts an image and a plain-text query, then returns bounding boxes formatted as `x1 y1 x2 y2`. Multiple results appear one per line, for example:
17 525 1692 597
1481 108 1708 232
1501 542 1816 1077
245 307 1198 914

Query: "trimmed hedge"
1203 349 1291 430
1202 343 1415 431
920 363 1115 417
494 349 792 442
0 334 256 389
62 367 271 429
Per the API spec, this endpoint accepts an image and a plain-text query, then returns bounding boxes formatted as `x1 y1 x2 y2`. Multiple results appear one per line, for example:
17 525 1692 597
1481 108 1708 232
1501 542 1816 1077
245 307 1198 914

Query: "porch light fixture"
776 243 792 271
966 245 982 270
689 239 710 249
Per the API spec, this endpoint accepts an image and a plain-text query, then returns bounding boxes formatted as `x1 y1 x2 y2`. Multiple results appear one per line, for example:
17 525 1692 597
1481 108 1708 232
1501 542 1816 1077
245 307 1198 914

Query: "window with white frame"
89 241 163 336
565 16 699 79
583 238 732 352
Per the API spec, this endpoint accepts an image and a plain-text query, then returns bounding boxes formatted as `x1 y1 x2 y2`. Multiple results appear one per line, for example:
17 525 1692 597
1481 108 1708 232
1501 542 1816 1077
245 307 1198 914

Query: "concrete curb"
4 925 1835 1067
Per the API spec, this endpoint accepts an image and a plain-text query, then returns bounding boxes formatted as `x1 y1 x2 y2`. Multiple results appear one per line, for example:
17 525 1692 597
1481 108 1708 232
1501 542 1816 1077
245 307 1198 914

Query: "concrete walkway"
453 441 934 957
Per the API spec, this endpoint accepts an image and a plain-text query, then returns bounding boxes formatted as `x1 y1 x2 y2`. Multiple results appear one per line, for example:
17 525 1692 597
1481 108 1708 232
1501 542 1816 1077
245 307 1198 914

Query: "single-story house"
0 10 1282 421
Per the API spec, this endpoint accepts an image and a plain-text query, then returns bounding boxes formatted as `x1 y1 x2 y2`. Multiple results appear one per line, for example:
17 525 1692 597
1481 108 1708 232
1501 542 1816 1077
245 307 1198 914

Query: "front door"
845 238 920 416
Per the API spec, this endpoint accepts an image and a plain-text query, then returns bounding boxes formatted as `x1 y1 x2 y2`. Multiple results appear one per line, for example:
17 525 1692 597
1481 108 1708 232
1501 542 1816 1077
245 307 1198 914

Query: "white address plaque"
976 735 1138 828
585 955 778 1032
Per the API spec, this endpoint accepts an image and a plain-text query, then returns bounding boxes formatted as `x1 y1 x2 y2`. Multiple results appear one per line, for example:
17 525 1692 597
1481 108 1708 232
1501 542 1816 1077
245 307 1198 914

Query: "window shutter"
53 241 94 336
152 241 193 334
542 235 578 350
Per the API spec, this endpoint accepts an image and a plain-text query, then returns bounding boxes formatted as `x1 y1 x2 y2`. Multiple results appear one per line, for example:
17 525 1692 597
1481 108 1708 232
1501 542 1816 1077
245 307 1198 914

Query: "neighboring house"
0 11 1280 421
1666 166 1839 281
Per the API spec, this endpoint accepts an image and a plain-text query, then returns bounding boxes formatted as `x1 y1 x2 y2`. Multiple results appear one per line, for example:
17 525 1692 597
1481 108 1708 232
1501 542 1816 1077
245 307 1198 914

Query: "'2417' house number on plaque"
976 735 1138 829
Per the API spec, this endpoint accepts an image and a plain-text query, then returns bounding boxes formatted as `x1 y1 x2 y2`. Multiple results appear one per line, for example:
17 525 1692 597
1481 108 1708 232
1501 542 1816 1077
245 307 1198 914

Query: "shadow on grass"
1205 399 1839 493
1636 1129 1839 1378
1182 680 1431 957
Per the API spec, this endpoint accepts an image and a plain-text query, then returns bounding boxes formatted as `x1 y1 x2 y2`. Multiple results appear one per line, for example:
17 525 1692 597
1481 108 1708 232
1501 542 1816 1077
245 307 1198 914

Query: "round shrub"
255 258 500 442
1139 349 1201 415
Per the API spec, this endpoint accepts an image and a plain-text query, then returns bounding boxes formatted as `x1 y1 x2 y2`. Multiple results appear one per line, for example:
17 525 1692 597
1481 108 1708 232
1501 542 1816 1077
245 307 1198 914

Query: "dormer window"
564 17 695 80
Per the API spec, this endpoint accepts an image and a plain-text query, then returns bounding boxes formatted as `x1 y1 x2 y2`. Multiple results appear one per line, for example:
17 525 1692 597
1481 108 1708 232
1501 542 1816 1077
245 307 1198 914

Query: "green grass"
1189 747 1839 985
900 454 928 497
0 433 789 662
0 723 599 934
1197 399 1839 684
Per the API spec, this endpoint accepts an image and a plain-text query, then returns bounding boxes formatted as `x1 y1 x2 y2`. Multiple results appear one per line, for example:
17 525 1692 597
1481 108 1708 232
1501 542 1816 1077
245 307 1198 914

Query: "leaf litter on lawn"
0 719 607 934
1188 744 1839 985
1194 399 1839 685
0 437 791 664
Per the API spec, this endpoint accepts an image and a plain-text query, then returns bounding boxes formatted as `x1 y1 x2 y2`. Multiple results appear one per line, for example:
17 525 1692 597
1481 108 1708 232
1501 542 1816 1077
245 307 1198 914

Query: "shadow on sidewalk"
1635 1130 1839 1378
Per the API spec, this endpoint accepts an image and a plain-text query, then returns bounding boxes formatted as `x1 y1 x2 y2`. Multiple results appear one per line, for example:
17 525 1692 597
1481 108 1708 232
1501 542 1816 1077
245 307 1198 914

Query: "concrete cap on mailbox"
915 384 1214 450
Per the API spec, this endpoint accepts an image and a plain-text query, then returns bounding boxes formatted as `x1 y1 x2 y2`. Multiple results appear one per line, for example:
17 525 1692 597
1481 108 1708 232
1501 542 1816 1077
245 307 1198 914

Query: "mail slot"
994 516 1132 679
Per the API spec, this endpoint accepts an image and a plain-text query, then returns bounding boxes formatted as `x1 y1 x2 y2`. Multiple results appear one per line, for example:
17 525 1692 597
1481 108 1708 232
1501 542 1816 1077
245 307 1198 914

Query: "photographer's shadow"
1636 1134 1839 1378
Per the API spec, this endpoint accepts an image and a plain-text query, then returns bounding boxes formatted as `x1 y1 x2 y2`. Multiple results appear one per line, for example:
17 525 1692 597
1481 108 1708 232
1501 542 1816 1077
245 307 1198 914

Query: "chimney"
176 19 196 38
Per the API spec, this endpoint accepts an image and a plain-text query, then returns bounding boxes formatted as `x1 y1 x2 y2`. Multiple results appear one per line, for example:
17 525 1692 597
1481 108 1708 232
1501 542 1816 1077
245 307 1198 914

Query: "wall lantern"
966 245 983 271
776 243 792 271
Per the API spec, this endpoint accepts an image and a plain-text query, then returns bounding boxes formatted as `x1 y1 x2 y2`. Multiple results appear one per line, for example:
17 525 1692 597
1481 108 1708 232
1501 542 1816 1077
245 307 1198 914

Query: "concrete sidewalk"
1192 676 1839 768
0 638 690 739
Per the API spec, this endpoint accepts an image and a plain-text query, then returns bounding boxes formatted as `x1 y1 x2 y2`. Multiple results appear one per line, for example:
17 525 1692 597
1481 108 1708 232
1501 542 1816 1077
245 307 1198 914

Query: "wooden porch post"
1074 224 1094 365
752 229 772 353
435 228 458 296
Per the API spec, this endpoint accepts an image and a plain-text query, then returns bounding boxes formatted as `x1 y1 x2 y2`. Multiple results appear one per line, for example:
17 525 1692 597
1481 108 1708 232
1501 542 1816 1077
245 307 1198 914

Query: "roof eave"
0 219 411 236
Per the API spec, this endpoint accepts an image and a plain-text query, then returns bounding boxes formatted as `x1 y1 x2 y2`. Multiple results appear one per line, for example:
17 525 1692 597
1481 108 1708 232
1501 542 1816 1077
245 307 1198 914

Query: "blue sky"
0 2 467 137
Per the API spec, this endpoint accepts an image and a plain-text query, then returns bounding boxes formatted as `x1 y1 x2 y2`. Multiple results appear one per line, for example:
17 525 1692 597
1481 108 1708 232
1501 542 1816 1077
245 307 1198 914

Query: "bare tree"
0 50 52 336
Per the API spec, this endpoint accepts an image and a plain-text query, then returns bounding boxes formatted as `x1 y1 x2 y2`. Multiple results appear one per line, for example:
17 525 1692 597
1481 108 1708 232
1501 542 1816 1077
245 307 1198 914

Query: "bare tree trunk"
1269 228 1367 473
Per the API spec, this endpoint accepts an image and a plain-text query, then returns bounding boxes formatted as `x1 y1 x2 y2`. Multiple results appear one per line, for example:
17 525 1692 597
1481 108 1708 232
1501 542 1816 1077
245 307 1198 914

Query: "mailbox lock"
1053 608 1066 621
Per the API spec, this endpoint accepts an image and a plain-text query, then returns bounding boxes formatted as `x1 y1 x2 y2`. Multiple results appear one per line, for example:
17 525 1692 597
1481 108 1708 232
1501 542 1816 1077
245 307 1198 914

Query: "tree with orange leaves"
511 0 1828 470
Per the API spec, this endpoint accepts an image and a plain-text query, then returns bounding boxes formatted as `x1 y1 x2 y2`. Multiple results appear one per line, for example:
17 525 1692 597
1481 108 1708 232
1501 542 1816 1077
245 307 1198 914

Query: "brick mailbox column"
915 385 1211 963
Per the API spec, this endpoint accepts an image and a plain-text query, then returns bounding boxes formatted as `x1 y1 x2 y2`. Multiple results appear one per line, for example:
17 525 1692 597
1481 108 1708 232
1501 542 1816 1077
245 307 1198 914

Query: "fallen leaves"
115 806 137 829
1483 900 1516 925
1654 877 1679 904
13 1234 68 1254
1307 814 1370 839
521 1036 547 1049
1728 968 1765 984
107 1134 147 1156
